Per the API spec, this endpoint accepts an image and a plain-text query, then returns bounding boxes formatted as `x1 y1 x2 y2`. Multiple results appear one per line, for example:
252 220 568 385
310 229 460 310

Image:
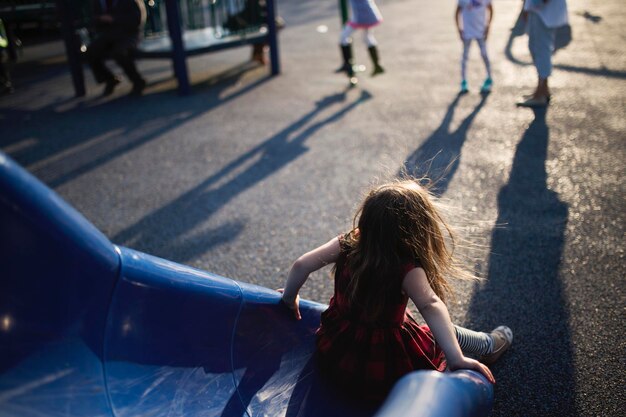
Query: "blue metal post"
164 0 190 95
266 0 280 76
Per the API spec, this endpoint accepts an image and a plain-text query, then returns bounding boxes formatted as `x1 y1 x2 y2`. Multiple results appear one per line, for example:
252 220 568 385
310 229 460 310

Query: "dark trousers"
0 50 10 87
87 34 143 84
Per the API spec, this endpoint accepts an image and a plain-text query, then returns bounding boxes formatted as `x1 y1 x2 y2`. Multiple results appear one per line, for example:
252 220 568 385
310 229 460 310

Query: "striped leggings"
454 325 493 356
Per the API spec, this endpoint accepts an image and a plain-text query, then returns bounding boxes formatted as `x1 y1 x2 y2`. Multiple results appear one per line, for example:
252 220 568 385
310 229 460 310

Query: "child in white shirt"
455 0 493 94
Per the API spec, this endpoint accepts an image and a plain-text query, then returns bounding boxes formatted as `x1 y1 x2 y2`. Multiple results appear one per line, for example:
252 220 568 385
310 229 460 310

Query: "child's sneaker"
480 325 513 365
459 80 469 94
480 77 493 93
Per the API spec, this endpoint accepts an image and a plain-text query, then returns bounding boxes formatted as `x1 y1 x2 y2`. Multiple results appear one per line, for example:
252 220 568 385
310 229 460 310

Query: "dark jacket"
93 0 146 40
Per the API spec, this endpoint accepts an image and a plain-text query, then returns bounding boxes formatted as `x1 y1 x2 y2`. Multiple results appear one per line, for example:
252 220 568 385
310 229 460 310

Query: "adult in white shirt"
517 0 569 107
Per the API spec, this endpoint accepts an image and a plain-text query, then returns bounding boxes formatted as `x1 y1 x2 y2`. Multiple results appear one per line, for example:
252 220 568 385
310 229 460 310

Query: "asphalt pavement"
1 0 624 415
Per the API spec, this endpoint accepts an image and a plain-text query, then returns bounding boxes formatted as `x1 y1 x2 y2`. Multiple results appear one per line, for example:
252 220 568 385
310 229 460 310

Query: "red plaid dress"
316 240 446 401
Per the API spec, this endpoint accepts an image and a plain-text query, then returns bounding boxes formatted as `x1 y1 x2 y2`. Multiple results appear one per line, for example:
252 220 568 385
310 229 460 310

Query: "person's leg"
454 325 493 356
339 25 356 77
251 43 266 64
340 24 355 47
525 13 555 102
0 49 13 93
477 38 492 92
87 36 123 96
110 41 145 95
477 38 492 78
364 29 384 76
460 38 471 93
86 37 116 84
454 325 513 365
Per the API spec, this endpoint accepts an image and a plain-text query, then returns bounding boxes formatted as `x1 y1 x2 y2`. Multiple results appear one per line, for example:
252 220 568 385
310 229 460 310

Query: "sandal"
517 95 549 108
523 93 551 102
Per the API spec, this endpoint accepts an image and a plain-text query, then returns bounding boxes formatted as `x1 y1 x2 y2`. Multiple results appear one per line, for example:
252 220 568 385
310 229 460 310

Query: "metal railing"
0 0 267 37
144 0 267 39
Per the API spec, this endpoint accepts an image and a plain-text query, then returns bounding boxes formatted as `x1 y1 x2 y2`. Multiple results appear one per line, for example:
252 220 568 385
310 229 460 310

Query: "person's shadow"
464 108 575 416
400 93 488 196
0 61 270 188
113 90 372 263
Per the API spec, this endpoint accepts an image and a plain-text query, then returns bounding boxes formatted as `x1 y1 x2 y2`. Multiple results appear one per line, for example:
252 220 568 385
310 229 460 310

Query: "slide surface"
0 152 493 417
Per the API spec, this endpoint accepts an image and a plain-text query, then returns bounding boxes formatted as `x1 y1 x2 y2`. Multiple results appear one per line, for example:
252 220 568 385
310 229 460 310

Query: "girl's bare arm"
455 6 463 39
280 237 341 319
402 267 495 383
485 4 494 39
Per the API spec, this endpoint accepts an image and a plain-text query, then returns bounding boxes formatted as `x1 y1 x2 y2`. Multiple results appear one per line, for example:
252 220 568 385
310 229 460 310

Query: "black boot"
339 44 355 77
368 46 384 76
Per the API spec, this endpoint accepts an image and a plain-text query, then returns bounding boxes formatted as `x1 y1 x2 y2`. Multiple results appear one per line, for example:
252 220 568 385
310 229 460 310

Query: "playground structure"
54 0 280 96
0 151 494 416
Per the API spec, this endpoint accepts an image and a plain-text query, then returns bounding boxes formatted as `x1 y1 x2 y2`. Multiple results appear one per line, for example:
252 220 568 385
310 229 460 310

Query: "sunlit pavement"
1 0 624 415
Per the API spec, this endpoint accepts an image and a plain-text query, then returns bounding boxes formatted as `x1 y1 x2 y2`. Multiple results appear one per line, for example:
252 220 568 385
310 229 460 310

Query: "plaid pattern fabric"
316 238 446 401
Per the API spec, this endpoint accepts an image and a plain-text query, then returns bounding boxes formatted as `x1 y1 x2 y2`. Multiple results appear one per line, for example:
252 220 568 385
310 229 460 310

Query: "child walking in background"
338 0 385 85
456 0 494 94
279 180 512 400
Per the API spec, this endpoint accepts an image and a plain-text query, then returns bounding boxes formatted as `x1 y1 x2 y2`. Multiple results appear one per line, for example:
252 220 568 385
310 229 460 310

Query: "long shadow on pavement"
0 62 268 188
400 93 488 197
113 89 372 262
464 108 576 416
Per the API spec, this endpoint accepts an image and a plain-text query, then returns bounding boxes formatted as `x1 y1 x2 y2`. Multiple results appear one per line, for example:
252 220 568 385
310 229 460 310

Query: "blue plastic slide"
0 152 493 416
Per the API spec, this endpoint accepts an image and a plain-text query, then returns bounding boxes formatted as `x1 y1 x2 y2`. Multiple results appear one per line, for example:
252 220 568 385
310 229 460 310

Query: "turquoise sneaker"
481 77 493 93
460 80 469 94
